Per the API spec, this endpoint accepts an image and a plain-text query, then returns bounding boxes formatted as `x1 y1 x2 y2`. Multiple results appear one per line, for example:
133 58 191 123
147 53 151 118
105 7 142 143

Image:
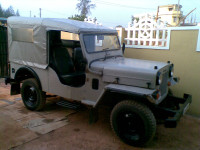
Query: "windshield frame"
83 33 121 54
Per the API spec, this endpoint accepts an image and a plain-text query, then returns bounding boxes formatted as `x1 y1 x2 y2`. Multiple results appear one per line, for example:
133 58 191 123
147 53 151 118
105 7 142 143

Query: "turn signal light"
152 90 160 100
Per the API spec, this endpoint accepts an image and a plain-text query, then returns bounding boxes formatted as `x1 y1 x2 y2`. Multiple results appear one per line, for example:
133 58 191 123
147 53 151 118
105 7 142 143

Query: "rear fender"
10 66 42 95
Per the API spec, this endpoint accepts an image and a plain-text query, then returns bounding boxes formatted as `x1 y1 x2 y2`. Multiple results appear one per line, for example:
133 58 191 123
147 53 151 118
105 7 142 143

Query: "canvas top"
7 17 118 70
7 17 116 34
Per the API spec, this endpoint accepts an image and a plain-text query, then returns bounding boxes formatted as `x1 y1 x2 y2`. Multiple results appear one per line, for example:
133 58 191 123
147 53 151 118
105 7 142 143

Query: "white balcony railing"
117 14 171 50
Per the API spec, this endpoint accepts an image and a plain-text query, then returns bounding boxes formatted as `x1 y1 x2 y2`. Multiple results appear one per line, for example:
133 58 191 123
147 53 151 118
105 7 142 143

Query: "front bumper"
154 94 192 128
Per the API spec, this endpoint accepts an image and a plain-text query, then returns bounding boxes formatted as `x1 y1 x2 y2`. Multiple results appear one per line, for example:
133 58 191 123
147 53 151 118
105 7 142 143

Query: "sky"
1 0 200 27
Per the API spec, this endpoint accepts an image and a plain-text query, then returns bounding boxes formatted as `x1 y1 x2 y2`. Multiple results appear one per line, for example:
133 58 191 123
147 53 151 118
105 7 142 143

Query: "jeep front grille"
160 72 168 96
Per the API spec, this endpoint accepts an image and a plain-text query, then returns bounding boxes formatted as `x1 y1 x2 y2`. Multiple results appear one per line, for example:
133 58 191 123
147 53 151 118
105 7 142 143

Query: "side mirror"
122 43 125 54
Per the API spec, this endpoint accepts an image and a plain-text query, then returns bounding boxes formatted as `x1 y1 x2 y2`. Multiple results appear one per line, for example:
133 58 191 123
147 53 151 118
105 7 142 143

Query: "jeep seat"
52 44 85 87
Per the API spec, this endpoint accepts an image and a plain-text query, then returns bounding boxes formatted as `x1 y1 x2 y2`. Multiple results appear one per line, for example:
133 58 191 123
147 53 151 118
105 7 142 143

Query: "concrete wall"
124 30 200 117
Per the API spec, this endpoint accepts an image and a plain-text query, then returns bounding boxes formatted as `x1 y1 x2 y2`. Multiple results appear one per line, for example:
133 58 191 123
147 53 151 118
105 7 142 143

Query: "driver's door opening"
48 30 86 87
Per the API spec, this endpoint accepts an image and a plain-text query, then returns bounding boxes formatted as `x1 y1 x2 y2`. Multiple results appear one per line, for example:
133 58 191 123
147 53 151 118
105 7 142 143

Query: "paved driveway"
0 79 199 150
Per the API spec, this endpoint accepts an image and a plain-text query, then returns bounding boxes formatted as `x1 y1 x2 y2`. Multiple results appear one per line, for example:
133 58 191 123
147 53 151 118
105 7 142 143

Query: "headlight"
156 72 163 85
169 64 174 77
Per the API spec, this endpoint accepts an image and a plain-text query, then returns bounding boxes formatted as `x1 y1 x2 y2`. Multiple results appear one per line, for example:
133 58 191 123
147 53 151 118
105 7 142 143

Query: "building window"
169 8 173 11
173 17 177 23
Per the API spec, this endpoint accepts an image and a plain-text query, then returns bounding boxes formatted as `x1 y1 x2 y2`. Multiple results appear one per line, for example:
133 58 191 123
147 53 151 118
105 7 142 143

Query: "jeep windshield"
83 34 120 53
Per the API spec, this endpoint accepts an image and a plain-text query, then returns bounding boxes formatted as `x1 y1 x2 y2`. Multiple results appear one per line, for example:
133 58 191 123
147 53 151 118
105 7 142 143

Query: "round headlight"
156 72 163 85
169 65 174 77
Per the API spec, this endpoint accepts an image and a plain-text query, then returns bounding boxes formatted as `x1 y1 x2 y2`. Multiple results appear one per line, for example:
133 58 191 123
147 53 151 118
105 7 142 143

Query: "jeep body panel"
10 62 107 103
10 63 49 92
105 84 156 96
48 67 106 101
90 57 170 89
93 84 157 107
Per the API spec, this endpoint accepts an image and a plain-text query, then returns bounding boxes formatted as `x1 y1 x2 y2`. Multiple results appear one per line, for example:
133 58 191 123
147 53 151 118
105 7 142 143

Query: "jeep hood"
90 57 168 89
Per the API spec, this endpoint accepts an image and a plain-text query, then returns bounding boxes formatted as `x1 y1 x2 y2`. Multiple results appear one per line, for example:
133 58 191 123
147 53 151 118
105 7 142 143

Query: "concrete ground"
0 79 200 150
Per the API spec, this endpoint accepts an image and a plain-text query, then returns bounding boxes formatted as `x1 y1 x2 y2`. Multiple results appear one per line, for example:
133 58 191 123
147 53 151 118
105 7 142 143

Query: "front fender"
93 84 157 107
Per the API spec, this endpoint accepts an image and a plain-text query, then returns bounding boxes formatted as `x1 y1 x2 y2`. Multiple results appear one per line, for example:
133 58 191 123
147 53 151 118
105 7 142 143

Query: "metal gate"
0 26 9 78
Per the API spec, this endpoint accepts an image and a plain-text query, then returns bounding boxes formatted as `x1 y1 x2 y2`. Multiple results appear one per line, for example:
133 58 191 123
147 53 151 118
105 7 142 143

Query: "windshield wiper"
102 48 118 61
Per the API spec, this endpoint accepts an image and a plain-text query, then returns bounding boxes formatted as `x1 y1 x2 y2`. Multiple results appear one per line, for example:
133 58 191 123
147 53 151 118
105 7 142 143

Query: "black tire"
110 100 156 147
21 78 46 111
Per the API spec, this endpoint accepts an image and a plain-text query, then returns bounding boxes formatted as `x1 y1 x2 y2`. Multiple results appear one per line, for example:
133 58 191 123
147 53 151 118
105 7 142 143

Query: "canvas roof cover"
7 17 117 69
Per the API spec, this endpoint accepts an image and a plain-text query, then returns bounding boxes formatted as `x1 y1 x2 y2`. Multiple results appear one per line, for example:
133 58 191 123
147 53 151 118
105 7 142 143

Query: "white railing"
118 14 171 50
84 17 102 26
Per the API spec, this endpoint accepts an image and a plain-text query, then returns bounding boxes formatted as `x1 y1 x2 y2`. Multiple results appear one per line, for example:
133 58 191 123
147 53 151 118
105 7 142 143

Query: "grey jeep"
0 17 191 147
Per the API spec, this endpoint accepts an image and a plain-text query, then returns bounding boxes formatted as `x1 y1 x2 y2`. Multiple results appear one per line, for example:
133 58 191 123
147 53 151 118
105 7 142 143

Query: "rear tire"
110 100 156 147
21 78 46 111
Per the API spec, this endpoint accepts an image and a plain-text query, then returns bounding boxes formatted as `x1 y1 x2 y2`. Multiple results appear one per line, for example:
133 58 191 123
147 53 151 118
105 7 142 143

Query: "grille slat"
160 72 168 96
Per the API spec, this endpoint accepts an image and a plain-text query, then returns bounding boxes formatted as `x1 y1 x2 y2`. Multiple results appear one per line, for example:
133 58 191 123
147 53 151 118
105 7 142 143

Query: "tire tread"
110 100 156 146
21 78 46 111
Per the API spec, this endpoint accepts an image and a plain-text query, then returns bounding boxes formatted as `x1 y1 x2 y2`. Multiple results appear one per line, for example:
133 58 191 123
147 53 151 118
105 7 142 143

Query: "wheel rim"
24 86 37 107
117 111 145 143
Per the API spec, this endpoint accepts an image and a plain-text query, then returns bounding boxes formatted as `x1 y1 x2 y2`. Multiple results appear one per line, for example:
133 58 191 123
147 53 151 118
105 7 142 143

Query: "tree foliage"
69 0 95 21
0 5 4 17
16 9 20 16
0 4 20 18
76 0 95 17
68 14 86 21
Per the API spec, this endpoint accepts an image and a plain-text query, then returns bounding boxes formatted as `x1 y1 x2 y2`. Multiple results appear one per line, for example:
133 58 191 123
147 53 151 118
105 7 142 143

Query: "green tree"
0 4 5 17
0 4 20 18
68 14 86 21
4 6 15 17
16 9 20 16
76 0 95 17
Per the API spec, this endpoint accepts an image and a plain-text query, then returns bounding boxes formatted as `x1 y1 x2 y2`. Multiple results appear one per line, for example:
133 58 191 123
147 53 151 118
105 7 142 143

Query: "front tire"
21 78 46 111
110 100 156 147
